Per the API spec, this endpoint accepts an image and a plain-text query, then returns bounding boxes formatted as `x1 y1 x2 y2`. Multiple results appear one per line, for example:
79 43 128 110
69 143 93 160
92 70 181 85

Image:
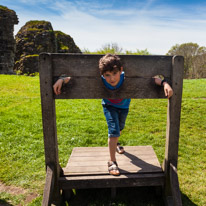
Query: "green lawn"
0 75 205 205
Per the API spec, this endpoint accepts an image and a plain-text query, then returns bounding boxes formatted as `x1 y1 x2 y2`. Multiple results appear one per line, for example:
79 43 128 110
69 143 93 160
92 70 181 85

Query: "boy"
53 54 173 176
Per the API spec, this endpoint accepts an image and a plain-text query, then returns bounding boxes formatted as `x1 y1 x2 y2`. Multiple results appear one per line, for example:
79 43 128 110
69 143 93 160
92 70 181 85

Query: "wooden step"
63 146 162 175
59 173 164 189
59 146 164 189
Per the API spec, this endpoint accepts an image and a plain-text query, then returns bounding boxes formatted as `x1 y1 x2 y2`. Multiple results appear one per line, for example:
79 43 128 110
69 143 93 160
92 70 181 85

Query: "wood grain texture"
50 53 172 78
59 173 164 189
163 56 184 199
39 54 59 167
42 165 54 206
47 53 174 99
165 56 184 169
63 146 162 176
55 77 166 99
39 53 61 204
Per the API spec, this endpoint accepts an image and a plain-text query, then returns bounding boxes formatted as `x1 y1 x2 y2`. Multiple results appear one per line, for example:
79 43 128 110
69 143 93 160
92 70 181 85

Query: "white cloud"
10 0 206 54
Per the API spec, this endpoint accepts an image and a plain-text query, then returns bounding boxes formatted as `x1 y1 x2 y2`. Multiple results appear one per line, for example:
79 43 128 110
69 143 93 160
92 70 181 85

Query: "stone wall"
0 6 81 75
0 6 18 74
14 21 81 74
55 31 81 53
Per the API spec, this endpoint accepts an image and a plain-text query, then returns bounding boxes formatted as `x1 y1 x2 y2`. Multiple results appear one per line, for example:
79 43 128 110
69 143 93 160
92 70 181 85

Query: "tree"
83 43 151 55
192 53 206 78
167 42 206 78
125 49 150 55
96 42 123 54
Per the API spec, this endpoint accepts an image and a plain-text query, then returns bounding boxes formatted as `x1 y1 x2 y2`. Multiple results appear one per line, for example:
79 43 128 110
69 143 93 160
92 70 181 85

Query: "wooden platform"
59 146 164 190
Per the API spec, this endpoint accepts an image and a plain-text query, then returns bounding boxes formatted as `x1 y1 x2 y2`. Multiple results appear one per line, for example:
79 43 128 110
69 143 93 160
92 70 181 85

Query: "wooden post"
39 53 61 205
42 165 54 206
163 56 184 204
170 163 182 206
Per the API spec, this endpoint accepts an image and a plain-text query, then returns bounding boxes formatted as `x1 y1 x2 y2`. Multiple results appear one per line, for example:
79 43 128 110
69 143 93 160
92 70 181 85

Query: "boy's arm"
53 77 71 95
154 78 173 99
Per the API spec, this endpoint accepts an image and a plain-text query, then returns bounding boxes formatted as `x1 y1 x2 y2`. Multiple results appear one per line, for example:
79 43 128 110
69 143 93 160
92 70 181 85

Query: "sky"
1 0 206 54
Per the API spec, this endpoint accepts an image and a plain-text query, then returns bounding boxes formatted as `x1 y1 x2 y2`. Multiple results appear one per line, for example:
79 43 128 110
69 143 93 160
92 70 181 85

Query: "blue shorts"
103 105 129 138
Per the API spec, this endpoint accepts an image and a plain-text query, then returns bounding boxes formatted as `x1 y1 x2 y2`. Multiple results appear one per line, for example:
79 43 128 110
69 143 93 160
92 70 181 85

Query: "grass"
0 75 205 205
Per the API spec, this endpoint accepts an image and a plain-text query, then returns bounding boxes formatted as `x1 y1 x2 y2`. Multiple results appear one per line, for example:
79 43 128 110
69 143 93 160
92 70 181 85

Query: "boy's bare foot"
108 161 120 176
116 142 125 154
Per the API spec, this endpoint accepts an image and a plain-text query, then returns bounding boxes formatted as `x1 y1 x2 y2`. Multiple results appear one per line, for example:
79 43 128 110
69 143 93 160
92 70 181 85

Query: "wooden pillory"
39 53 184 206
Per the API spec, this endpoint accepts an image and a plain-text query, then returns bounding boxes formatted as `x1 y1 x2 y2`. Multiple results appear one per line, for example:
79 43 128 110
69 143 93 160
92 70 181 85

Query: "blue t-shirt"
101 72 131 109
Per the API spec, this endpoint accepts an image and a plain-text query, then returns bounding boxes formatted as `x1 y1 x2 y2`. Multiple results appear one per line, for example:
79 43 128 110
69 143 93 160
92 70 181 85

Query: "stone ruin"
0 6 18 74
0 5 81 75
14 21 81 74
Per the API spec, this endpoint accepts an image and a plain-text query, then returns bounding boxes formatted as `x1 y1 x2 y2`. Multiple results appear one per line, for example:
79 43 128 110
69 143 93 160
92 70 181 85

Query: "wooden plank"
64 167 161 176
64 165 161 175
68 146 158 157
68 150 157 157
39 53 59 168
50 53 172 78
68 146 159 159
68 155 160 162
164 56 184 168
64 146 162 175
39 53 61 204
67 158 160 166
163 55 184 198
46 53 173 99
59 173 165 189
71 146 154 152
60 173 164 180
42 165 54 206
55 76 166 99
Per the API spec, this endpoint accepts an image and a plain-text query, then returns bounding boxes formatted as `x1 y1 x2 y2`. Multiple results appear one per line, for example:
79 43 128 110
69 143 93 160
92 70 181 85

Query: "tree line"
167 43 206 79
83 42 206 79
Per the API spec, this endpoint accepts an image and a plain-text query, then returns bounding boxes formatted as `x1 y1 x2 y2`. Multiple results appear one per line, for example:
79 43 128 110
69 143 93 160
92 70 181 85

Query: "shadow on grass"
181 193 198 206
0 199 14 206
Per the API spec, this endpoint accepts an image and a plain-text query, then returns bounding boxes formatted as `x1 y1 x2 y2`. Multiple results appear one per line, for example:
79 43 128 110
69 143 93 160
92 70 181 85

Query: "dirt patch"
0 181 39 205
25 193 39 204
0 183 26 195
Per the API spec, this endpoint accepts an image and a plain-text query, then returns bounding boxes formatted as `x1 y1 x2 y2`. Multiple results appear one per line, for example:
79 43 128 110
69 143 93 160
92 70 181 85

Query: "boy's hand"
154 77 173 99
163 82 173 98
53 77 71 95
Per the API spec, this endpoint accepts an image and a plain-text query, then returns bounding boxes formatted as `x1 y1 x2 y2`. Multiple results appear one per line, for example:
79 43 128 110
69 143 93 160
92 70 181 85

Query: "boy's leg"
108 137 120 175
108 137 119 162
116 108 129 154
103 105 121 175
103 106 120 161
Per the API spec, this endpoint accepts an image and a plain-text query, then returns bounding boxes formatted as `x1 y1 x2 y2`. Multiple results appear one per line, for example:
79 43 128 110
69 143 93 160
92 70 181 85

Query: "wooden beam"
163 55 184 199
42 165 54 206
55 76 166 99
39 53 61 204
59 173 164 189
50 53 173 78
48 53 173 99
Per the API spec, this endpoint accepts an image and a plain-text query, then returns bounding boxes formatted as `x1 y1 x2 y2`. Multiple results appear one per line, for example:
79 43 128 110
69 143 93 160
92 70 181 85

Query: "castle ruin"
0 6 18 74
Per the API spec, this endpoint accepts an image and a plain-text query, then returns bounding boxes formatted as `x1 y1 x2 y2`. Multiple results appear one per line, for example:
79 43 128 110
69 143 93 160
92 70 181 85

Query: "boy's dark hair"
99 53 122 75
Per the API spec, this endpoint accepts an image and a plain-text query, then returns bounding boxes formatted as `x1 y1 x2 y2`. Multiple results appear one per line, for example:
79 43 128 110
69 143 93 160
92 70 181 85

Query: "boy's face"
103 67 123 87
